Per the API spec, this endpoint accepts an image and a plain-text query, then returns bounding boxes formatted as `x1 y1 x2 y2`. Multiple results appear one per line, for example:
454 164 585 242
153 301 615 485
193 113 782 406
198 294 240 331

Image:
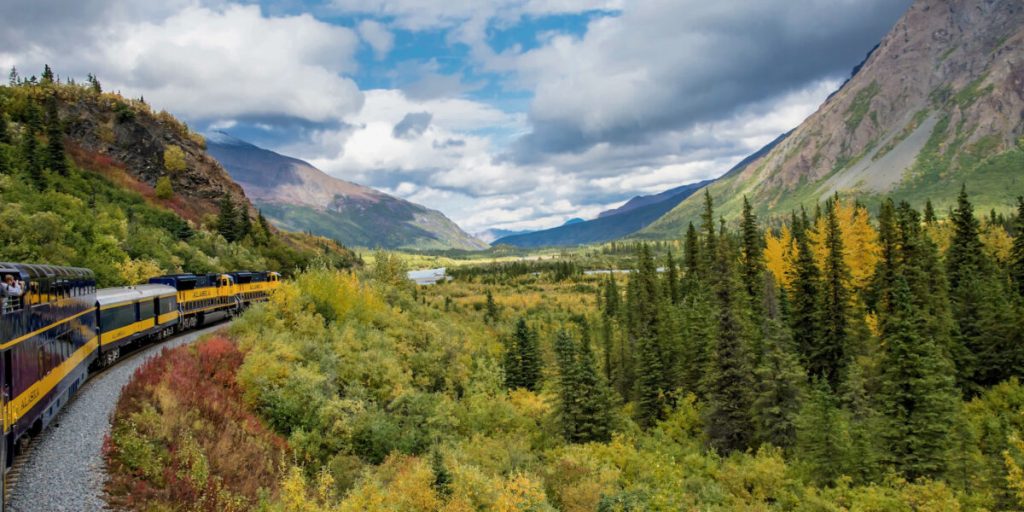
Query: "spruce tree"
750 274 804 449
945 187 1021 391
41 64 54 84
703 236 756 453
789 212 823 377
484 290 499 323
664 250 680 304
21 128 44 190
683 222 700 274
504 318 540 391
0 102 9 144
818 197 851 388
740 196 766 305
877 274 957 480
924 199 937 224
1011 196 1024 297
700 190 717 266
238 206 253 239
555 330 613 443
44 94 67 176
601 275 620 383
216 194 239 241
795 377 850 486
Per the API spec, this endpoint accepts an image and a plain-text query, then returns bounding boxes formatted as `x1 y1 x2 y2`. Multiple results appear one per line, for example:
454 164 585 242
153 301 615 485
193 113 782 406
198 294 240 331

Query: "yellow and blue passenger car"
0 263 280 494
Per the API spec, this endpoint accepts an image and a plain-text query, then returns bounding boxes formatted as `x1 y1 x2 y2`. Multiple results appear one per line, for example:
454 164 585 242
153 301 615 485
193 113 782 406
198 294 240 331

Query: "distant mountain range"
494 180 711 248
206 133 487 251
643 0 1024 237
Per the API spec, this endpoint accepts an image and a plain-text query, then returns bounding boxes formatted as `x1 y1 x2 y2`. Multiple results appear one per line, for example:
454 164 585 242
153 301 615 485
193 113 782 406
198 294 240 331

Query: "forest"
105 187 1024 511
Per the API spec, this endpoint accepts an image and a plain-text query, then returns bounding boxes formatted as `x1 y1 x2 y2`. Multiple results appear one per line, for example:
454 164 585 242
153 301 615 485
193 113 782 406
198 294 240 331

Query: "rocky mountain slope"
206 133 487 251
494 180 710 248
643 0 1024 238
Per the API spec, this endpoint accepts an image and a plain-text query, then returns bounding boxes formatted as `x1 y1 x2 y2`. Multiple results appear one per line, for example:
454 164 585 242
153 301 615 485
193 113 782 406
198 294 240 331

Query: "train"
0 263 281 497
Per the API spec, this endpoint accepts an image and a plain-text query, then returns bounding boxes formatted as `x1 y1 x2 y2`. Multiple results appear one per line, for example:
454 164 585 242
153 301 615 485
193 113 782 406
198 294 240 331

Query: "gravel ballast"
8 324 228 512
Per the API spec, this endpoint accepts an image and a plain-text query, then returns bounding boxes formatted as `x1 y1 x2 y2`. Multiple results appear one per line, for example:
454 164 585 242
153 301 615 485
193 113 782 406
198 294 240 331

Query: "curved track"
7 324 228 512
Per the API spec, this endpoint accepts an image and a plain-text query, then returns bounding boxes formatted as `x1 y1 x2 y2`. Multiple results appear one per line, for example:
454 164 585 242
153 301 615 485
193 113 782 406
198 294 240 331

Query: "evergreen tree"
789 212 823 377
21 128 44 190
41 64 54 84
554 330 613 443
945 186 1021 391
628 245 663 410
703 236 756 453
601 275 620 383
795 377 850 486
504 318 540 391
817 197 851 388
664 250 680 305
86 73 102 94
44 94 67 176
8 66 18 87
0 102 9 144
683 221 700 274
750 274 804 449
700 190 717 266
924 199 937 224
840 360 882 484
484 290 499 323
677 272 716 399
238 206 253 239
1011 197 1024 297
877 274 957 480
216 194 239 242
431 449 452 497
740 196 766 305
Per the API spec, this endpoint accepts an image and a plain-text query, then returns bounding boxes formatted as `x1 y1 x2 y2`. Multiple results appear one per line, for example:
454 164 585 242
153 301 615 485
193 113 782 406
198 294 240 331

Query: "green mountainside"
206 133 487 251
0 71 356 285
643 0 1024 238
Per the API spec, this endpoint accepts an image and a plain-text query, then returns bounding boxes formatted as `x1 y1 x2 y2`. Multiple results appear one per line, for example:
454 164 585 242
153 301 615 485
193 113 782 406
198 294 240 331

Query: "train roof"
0 263 94 280
96 284 177 307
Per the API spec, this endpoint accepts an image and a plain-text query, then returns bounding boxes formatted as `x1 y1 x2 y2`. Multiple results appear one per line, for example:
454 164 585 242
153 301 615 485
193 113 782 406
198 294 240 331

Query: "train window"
100 304 135 331
139 300 154 320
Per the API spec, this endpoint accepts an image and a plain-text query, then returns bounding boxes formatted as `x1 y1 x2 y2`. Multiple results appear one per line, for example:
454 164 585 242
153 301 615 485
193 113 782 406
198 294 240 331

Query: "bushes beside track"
104 336 286 511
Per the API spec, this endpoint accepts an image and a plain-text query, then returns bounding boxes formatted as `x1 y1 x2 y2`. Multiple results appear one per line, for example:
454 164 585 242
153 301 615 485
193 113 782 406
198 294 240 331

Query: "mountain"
0 74 356 285
494 180 711 248
206 133 487 251
476 228 533 244
643 0 1024 238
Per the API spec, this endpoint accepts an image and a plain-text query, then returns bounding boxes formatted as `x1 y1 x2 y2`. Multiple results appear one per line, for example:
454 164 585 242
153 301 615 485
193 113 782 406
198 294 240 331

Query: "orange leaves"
105 336 287 511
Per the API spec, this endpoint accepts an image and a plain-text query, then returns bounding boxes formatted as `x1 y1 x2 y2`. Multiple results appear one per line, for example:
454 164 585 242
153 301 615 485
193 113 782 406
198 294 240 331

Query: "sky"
0 0 913 234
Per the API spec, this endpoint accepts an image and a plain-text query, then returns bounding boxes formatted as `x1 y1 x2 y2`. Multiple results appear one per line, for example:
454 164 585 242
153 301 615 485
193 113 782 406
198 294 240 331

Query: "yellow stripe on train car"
0 309 95 350
4 336 99 431
179 288 218 302
100 318 156 346
157 311 179 325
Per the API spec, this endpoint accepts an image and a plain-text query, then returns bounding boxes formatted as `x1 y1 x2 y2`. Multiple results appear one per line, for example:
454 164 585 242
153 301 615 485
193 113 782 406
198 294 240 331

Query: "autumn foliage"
105 336 287 511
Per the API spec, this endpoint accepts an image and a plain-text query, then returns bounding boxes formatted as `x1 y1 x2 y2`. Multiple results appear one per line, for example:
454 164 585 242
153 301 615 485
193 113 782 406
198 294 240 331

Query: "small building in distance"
407 267 449 286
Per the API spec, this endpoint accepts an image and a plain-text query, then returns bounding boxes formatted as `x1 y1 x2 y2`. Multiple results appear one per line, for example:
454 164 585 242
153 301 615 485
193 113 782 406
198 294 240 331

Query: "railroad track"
4 322 230 512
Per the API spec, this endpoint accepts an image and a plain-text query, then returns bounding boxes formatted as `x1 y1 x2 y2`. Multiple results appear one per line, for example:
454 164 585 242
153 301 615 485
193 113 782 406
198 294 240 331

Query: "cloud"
357 19 394 59
392 112 433 139
493 0 913 160
0 3 364 123
326 0 622 31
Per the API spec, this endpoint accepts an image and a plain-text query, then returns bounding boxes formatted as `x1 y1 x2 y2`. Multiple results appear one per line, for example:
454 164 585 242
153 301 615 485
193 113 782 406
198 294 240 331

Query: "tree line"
502 188 1024 501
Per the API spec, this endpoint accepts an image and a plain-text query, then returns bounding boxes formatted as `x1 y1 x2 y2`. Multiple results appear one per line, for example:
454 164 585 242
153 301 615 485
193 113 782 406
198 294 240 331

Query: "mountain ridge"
642 0 1024 237
206 133 487 251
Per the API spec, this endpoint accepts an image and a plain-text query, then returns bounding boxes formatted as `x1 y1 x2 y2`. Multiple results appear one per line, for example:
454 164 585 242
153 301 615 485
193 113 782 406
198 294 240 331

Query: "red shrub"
105 336 286 511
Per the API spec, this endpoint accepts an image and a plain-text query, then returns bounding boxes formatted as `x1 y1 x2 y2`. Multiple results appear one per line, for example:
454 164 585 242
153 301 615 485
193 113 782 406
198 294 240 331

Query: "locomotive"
0 263 280 502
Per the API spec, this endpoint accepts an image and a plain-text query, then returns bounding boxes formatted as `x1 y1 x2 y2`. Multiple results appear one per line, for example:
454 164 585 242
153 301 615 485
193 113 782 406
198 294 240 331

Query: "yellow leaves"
493 473 554 512
809 200 880 291
508 388 552 420
980 221 1013 264
1004 434 1024 508
334 455 442 512
117 258 163 285
764 226 796 288
163 144 187 173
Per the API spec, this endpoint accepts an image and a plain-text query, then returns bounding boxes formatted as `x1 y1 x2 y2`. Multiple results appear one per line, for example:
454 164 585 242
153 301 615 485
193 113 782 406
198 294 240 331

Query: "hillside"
643 0 1024 237
0 72 356 285
206 133 487 251
494 180 710 247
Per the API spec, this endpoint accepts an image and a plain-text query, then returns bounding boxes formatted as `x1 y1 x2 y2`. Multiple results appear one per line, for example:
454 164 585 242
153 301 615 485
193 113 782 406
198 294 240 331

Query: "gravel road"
8 323 228 512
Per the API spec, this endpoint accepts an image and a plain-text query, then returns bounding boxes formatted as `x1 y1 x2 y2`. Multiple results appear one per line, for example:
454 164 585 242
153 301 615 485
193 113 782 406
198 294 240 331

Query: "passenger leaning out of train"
1 274 25 313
